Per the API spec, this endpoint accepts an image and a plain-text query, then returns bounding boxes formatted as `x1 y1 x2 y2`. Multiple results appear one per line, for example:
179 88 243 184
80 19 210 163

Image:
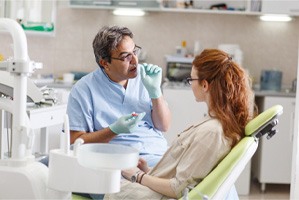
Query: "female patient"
103 49 256 200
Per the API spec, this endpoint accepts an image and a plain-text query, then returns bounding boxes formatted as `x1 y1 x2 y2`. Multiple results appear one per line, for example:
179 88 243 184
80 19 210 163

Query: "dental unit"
0 18 139 199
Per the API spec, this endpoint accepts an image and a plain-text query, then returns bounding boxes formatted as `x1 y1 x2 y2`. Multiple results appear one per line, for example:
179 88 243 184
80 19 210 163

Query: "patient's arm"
122 167 176 198
140 175 176 198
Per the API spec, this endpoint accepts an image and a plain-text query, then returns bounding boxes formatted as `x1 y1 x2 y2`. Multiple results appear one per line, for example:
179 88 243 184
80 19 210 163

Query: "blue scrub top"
67 67 167 156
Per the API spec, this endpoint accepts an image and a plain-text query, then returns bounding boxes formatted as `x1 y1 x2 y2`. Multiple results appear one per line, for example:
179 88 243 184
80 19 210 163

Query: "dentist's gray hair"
93 26 133 68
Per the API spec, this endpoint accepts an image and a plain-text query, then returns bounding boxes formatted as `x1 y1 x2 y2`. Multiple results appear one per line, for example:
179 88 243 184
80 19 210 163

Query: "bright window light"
113 9 145 16
259 15 292 22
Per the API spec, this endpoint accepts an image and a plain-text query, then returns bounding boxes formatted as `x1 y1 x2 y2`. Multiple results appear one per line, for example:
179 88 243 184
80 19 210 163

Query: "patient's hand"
121 158 150 181
138 158 150 173
121 167 140 181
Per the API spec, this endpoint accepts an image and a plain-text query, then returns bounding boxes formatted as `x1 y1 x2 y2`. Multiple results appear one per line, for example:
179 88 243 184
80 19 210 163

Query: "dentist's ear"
100 59 110 71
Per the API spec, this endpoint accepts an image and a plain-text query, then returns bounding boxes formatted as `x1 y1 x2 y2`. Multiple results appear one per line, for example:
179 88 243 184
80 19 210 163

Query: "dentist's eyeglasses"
110 45 142 62
186 77 200 85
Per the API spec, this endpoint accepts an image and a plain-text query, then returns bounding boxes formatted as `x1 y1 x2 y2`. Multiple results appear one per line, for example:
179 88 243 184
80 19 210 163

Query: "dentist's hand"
109 112 146 135
140 63 162 99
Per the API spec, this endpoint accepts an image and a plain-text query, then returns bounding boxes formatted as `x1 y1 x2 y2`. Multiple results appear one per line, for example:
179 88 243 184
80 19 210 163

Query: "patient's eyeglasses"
186 77 200 85
110 45 142 62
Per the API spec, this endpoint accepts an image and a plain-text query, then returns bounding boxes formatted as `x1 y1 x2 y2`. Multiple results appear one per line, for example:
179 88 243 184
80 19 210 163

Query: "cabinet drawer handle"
93 1 111 5
290 9 299 12
118 2 137 6
290 111 295 142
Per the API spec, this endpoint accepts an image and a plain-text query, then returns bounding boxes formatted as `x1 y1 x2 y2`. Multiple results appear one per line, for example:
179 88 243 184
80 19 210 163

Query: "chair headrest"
245 105 283 137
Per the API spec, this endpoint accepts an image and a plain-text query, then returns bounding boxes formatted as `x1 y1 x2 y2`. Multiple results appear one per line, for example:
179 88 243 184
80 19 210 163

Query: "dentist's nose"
130 54 138 64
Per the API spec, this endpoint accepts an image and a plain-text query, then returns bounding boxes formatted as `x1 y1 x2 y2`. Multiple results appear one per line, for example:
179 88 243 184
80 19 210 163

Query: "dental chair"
71 105 283 200
182 104 283 200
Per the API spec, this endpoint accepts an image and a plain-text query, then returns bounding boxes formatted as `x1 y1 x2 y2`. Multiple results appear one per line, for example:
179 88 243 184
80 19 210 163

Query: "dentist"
67 25 171 168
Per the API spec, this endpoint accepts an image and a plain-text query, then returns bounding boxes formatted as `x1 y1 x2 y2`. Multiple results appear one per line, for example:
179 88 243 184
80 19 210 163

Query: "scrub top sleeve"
170 130 228 198
67 92 91 132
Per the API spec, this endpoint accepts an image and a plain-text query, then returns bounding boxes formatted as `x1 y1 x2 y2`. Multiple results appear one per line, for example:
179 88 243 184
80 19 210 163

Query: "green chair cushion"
245 105 283 136
72 194 92 200
185 137 257 200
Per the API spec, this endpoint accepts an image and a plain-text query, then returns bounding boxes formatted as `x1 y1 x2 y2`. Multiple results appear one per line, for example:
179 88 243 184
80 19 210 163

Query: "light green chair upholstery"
182 104 283 200
72 194 91 200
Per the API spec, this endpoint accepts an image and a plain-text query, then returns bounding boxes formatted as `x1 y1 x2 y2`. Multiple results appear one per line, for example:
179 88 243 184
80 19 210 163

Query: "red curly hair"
192 49 257 147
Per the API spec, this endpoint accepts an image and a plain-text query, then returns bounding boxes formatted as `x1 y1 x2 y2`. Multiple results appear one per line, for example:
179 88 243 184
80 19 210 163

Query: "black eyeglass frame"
109 45 142 62
186 77 200 85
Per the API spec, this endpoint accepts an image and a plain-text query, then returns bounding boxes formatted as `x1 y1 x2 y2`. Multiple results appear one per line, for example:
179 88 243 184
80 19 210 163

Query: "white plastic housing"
48 144 139 194
77 143 139 170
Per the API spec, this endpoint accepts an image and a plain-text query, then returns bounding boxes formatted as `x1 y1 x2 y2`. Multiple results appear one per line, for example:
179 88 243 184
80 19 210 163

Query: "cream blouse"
104 116 231 200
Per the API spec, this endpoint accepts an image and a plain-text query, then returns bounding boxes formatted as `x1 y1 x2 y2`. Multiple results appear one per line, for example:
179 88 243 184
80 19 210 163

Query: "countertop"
254 90 296 98
162 82 296 98
33 79 74 89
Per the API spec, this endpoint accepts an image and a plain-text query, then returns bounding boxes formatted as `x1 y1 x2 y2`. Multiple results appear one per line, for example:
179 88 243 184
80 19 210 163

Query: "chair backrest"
182 105 283 200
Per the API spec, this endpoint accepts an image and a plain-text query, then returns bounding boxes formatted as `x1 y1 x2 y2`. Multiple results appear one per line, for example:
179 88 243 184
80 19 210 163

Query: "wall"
0 3 298 87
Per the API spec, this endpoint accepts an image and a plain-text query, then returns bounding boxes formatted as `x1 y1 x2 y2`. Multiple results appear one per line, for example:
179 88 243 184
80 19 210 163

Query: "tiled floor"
239 180 290 200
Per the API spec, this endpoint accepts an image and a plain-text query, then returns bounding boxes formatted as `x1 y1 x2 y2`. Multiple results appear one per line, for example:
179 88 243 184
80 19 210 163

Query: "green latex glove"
109 112 146 135
139 63 162 99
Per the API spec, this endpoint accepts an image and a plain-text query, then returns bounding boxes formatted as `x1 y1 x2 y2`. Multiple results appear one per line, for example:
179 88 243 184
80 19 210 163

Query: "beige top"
104 116 231 200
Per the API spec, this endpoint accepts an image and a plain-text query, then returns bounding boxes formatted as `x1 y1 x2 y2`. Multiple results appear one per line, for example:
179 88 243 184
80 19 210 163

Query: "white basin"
77 144 139 170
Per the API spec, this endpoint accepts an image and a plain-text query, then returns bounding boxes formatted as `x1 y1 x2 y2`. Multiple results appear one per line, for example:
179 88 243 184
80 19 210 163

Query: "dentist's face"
104 36 139 85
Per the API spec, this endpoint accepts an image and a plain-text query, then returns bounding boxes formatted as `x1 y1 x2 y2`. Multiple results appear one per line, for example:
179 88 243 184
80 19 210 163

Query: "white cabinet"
70 0 251 15
70 0 159 8
27 104 67 155
68 0 299 16
70 0 112 7
0 1 4 18
3 0 57 36
162 86 252 195
261 0 299 15
0 104 67 160
192 0 248 11
162 86 208 144
252 96 295 191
